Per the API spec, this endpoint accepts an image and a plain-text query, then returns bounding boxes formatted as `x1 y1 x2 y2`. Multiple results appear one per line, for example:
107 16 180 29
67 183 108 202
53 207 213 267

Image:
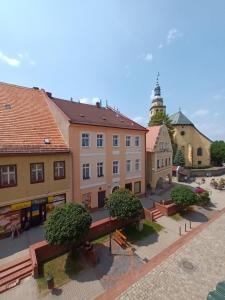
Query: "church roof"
170 111 193 125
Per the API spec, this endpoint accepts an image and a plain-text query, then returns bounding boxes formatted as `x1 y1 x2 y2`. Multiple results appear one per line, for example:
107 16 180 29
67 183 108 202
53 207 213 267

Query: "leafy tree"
105 189 143 220
44 203 92 247
171 186 198 210
210 140 225 166
173 148 185 166
149 111 175 141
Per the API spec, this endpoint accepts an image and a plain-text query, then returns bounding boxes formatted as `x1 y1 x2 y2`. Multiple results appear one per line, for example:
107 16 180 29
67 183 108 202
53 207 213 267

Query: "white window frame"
0 165 16 186
125 136 131 147
112 135 119 147
97 133 104 148
135 159 140 171
113 160 119 175
81 133 90 148
97 161 104 177
126 160 131 172
31 163 44 183
135 136 140 147
82 163 90 180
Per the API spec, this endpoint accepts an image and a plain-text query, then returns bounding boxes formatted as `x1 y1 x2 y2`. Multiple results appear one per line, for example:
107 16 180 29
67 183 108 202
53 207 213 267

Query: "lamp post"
108 207 112 255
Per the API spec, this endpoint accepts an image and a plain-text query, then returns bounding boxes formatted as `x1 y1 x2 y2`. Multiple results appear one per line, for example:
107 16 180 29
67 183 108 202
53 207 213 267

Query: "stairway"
150 208 163 221
0 254 33 293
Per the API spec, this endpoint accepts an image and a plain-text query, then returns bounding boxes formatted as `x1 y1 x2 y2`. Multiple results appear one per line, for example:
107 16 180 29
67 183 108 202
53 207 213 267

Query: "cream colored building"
149 80 212 168
0 83 71 236
170 111 212 167
146 125 172 192
46 95 147 209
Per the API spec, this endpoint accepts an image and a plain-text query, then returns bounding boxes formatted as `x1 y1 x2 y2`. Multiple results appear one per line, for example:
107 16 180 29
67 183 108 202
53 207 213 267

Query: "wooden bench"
112 230 131 248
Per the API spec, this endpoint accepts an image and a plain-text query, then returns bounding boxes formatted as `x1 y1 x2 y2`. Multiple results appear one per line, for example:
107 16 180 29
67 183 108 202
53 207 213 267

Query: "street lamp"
108 207 112 255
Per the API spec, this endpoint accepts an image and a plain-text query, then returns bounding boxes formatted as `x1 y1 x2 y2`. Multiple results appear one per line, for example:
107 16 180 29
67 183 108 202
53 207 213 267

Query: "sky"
0 0 225 140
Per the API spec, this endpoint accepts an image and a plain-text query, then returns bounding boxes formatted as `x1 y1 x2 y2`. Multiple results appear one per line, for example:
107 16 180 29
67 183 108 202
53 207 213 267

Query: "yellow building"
46 95 147 209
149 80 212 168
146 125 172 192
0 83 71 236
170 111 212 167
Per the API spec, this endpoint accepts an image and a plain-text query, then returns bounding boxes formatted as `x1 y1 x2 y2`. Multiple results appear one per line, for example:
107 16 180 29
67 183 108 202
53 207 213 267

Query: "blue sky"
1 0 225 140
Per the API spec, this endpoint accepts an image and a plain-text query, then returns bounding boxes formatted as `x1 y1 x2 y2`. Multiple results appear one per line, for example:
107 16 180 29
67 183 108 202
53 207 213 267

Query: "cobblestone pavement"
117 212 225 300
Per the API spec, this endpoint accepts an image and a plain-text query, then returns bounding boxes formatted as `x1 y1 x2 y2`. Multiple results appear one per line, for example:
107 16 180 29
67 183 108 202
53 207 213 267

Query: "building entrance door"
98 191 106 208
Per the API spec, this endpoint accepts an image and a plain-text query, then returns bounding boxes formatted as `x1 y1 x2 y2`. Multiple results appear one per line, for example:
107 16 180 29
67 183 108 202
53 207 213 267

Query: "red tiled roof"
146 125 161 151
0 82 69 154
51 97 147 131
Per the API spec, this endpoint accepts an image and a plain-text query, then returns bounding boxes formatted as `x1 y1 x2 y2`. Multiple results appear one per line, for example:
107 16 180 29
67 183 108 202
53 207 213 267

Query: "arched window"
197 147 203 156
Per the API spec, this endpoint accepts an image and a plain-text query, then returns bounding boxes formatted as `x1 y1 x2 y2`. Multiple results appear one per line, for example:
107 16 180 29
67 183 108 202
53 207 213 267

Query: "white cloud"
0 51 21 67
196 122 225 140
133 116 144 123
191 109 209 117
158 44 163 49
167 28 183 44
144 53 153 62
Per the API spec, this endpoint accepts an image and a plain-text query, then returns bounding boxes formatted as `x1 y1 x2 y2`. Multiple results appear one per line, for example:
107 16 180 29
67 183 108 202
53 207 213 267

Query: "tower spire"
154 72 161 97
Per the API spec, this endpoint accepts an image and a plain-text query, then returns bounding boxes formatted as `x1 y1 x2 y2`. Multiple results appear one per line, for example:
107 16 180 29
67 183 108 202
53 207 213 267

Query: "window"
97 134 103 147
135 159 140 171
113 161 119 174
54 161 65 180
82 133 90 147
126 136 131 147
126 160 131 172
157 159 160 169
198 161 202 165
134 181 141 194
180 131 185 136
197 147 203 156
83 163 90 180
97 162 104 177
159 142 164 151
161 159 164 167
0 165 17 187
165 158 168 166
135 136 140 147
168 157 171 165
112 135 119 147
30 163 44 183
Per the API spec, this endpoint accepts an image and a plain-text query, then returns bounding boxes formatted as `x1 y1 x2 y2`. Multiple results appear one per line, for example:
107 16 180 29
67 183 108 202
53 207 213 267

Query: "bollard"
179 225 181 236
185 223 187 232
189 220 191 229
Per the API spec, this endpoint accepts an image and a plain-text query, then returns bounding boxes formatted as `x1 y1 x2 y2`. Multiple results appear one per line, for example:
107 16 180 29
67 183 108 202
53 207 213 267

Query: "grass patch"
36 251 85 293
170 213 183 221
122 220 163 243
92 234 109 245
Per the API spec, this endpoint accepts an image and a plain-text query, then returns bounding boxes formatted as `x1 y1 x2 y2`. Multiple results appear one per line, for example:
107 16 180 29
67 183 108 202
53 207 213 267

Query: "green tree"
173 148 185 166
105 189 143 220
210 140 225 166
148 111 175 141
44 203 92 247
171 186 198 210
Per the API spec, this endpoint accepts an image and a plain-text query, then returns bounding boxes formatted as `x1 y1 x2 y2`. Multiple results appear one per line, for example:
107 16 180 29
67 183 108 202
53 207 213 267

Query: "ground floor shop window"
47 194 66 214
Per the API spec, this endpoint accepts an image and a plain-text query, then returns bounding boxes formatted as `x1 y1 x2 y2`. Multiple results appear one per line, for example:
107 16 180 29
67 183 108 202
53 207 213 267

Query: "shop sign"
32 198 48 205
11 201 31 211
48 196 54 203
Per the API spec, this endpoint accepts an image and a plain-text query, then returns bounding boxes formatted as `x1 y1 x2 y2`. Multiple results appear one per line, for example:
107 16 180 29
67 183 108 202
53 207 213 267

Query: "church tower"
149 74 166 120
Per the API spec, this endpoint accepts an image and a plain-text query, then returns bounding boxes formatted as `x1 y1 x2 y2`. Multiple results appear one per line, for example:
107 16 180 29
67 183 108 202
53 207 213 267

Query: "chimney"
96 101 101 108
46 91 52 98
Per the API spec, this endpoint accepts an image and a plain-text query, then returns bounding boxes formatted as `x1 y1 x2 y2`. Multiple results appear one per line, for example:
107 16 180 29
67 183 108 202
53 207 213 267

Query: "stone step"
0 255 31 273
152 212 163 220
0 265 33 287
0 260 32 280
